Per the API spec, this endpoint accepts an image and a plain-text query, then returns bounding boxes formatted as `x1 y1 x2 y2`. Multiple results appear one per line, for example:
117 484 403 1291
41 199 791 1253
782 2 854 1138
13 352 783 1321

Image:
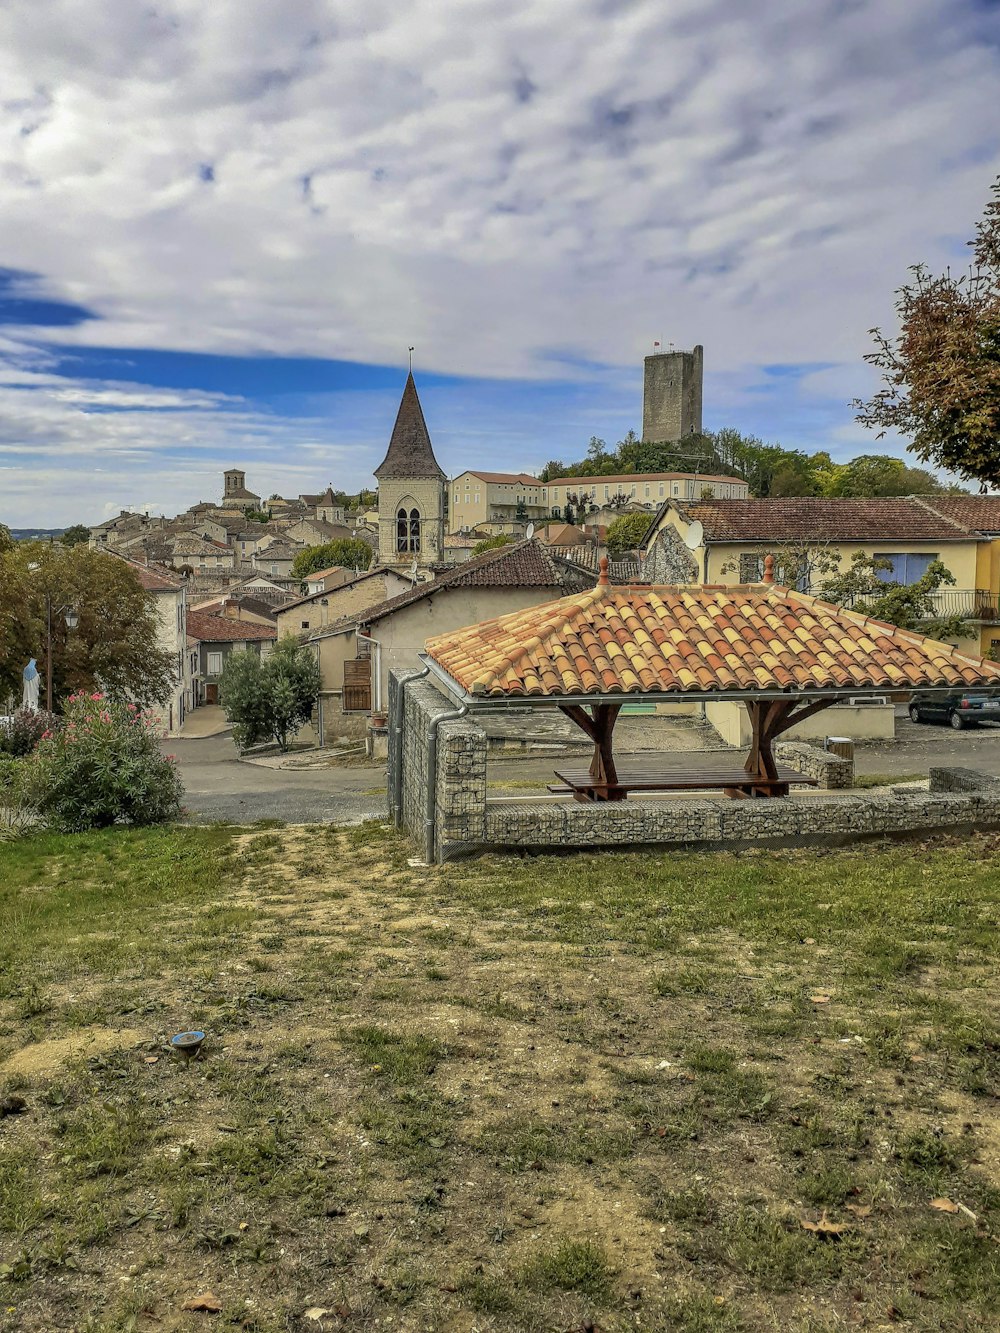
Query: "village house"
303 565 354 596
250 537 299 579
113 555 193 735
304 539 594 742
449 471 551 532
186 608 277 705
640 497 999 655
274 567 415 639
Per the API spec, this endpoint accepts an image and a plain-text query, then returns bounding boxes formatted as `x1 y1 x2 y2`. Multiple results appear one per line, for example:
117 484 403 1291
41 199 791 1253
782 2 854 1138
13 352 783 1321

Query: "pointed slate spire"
374 373 446 481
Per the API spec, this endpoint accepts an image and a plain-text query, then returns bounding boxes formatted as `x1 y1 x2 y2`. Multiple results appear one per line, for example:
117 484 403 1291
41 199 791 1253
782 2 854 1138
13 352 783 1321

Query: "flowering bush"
0 707 60 757
28 693 183 831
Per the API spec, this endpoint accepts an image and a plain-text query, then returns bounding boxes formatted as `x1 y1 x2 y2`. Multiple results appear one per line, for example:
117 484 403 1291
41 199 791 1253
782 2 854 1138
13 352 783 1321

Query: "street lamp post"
43 594 78 714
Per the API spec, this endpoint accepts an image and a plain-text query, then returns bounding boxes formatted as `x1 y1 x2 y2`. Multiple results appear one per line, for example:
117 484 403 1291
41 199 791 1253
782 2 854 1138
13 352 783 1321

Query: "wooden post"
740 697 841 797
559 702 624 800
825 737 854 764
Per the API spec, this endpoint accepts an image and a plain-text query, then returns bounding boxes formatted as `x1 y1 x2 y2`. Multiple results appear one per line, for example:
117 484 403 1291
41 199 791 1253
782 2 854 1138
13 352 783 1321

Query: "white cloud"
0 0 998 522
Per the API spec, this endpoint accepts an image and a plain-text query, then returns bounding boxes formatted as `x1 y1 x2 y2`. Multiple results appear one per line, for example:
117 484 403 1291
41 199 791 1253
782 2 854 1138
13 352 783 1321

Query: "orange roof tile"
424 576 1000 700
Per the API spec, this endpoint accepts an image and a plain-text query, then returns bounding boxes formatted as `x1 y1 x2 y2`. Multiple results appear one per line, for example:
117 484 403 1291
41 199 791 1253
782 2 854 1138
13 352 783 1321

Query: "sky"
0 0 998 527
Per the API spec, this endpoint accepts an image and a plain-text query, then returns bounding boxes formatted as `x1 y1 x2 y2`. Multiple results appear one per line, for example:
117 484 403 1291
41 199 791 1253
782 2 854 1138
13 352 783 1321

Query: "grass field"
1 824 999 1331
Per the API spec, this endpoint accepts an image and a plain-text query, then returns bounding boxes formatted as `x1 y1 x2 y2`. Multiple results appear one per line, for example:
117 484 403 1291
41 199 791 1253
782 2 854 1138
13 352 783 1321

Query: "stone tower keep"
374 373 446 569
642 345 703 443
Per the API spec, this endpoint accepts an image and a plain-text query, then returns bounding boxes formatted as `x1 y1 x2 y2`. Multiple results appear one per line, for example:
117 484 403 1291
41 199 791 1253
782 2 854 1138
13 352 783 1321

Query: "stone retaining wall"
929 766 1000 793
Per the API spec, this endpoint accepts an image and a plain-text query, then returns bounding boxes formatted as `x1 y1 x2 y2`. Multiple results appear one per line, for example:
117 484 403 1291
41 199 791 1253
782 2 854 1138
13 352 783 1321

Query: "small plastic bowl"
170 1030 206 1058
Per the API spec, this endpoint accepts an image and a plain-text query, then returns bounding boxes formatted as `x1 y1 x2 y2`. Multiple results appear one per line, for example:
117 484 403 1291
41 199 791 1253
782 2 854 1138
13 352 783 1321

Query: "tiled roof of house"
279 567 390 613
186 610 278 643
373 372 446 481
663 497 978 543
917 495 1000 533
550 471 746 488
458 470 543 485
113 554 184 591
424 567 1000 700
312 540 593 638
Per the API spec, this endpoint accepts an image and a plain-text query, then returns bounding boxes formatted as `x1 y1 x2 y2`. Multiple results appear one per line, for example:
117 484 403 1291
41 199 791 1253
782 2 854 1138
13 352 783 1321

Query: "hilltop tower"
374 373 446 568
642 345 703 442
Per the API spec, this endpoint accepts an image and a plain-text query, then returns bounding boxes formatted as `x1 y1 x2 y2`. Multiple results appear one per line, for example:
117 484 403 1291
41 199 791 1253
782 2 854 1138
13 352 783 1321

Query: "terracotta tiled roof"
113 554 184 591
917 495 1000 533
669 498 978 543
550 471 746 488
312 539 593 638
459 470 543 485
186 610 278 643
424 577 1000 700
374 373 446 481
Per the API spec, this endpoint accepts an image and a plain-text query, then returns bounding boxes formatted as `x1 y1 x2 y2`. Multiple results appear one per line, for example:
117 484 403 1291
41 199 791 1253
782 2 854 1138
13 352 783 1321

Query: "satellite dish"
525 523 535 540
683 520 704 550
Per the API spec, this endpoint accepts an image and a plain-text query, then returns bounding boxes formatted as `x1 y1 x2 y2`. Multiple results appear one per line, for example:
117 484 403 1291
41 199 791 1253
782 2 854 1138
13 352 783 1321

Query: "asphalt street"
164 714 1000 826
165 734 389 825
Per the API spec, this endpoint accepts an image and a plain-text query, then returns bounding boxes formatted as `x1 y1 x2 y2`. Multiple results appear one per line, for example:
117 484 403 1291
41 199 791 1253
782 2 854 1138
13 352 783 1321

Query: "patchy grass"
1 827 1000 1330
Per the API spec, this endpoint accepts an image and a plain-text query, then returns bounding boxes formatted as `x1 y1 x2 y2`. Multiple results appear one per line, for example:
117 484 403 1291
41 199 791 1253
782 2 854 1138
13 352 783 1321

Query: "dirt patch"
3 1026 145 1078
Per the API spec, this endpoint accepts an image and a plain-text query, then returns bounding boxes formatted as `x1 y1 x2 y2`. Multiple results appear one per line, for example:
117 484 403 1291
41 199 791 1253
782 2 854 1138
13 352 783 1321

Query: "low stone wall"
929 766 1000 793
775 740 854 789
481 785 1000 858
387 671 1000 862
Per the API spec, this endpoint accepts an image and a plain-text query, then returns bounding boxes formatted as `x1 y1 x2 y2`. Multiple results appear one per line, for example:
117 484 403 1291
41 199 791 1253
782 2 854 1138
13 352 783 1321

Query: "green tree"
856 175 1000 489
291 538 372 582
820 554 965 639
563 502 577 525
539 460 567 482
472 533 513 556
243 507 272 523
59 524 91 547
606 511 653 559
0 543 175 707
586 436 608 464
0 523 12 555
826 454 947 497
219 636 322 752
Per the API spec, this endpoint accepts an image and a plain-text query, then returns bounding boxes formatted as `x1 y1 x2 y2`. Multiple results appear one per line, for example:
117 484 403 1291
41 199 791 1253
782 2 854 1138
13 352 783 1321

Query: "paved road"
165 734 389 825
164 714 1000 825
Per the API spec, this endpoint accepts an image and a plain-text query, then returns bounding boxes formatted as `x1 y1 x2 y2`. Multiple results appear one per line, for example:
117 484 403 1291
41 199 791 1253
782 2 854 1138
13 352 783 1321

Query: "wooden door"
343 658 372 713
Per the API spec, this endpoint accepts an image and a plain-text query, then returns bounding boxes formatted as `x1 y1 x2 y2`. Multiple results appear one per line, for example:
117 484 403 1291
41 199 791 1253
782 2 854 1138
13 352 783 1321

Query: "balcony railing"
820 589 999 621
923 589 999 621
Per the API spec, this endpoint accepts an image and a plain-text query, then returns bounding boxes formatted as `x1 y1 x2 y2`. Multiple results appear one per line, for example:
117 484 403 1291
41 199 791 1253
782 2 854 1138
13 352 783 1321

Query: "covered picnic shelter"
421 556 1000 802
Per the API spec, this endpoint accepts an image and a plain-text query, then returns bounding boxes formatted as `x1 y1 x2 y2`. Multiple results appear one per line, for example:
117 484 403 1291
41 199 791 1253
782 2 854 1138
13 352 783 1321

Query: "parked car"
908 691 1000 729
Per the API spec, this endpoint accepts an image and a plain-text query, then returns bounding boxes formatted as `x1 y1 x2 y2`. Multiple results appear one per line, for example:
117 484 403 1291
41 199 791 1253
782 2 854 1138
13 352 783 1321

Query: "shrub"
219 637 321 752
0 757 38 841
606 511 653 559
0 707 59 757
27 693 183 832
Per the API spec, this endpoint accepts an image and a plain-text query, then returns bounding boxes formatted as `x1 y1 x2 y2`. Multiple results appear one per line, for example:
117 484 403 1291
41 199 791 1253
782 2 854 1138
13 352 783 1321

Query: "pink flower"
90 692 103 701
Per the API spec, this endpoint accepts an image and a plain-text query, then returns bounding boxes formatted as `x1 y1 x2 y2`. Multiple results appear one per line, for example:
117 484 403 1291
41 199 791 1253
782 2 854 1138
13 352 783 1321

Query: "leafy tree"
0 522 12 554
819 554 966 639
472 533 513 556
825 454 947 497
219 636 322 752
856 175 1000 489
243 507 272 523
563 502 577 525
514 500 529 523
60 524 91 547
606 512 653 559
586 436 608 463
0 543 175 707
291 539 372 582
539 460 568 482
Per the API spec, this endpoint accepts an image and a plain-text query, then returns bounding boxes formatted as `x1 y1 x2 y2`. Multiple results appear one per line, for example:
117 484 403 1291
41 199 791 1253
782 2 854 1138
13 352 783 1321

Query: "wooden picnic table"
549 758 818 802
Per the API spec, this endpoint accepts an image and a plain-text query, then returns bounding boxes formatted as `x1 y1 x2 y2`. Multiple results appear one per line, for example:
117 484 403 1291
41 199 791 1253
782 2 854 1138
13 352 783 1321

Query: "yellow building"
544 470 748 514
449 471 549 532
641 496 1000 655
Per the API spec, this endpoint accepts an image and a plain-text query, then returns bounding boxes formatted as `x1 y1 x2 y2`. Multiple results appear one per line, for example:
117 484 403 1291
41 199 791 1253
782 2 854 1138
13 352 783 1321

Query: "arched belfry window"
397 506 421 554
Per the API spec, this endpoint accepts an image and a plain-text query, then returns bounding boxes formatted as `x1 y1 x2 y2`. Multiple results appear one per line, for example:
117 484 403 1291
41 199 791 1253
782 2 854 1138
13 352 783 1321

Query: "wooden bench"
549 760 818 802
